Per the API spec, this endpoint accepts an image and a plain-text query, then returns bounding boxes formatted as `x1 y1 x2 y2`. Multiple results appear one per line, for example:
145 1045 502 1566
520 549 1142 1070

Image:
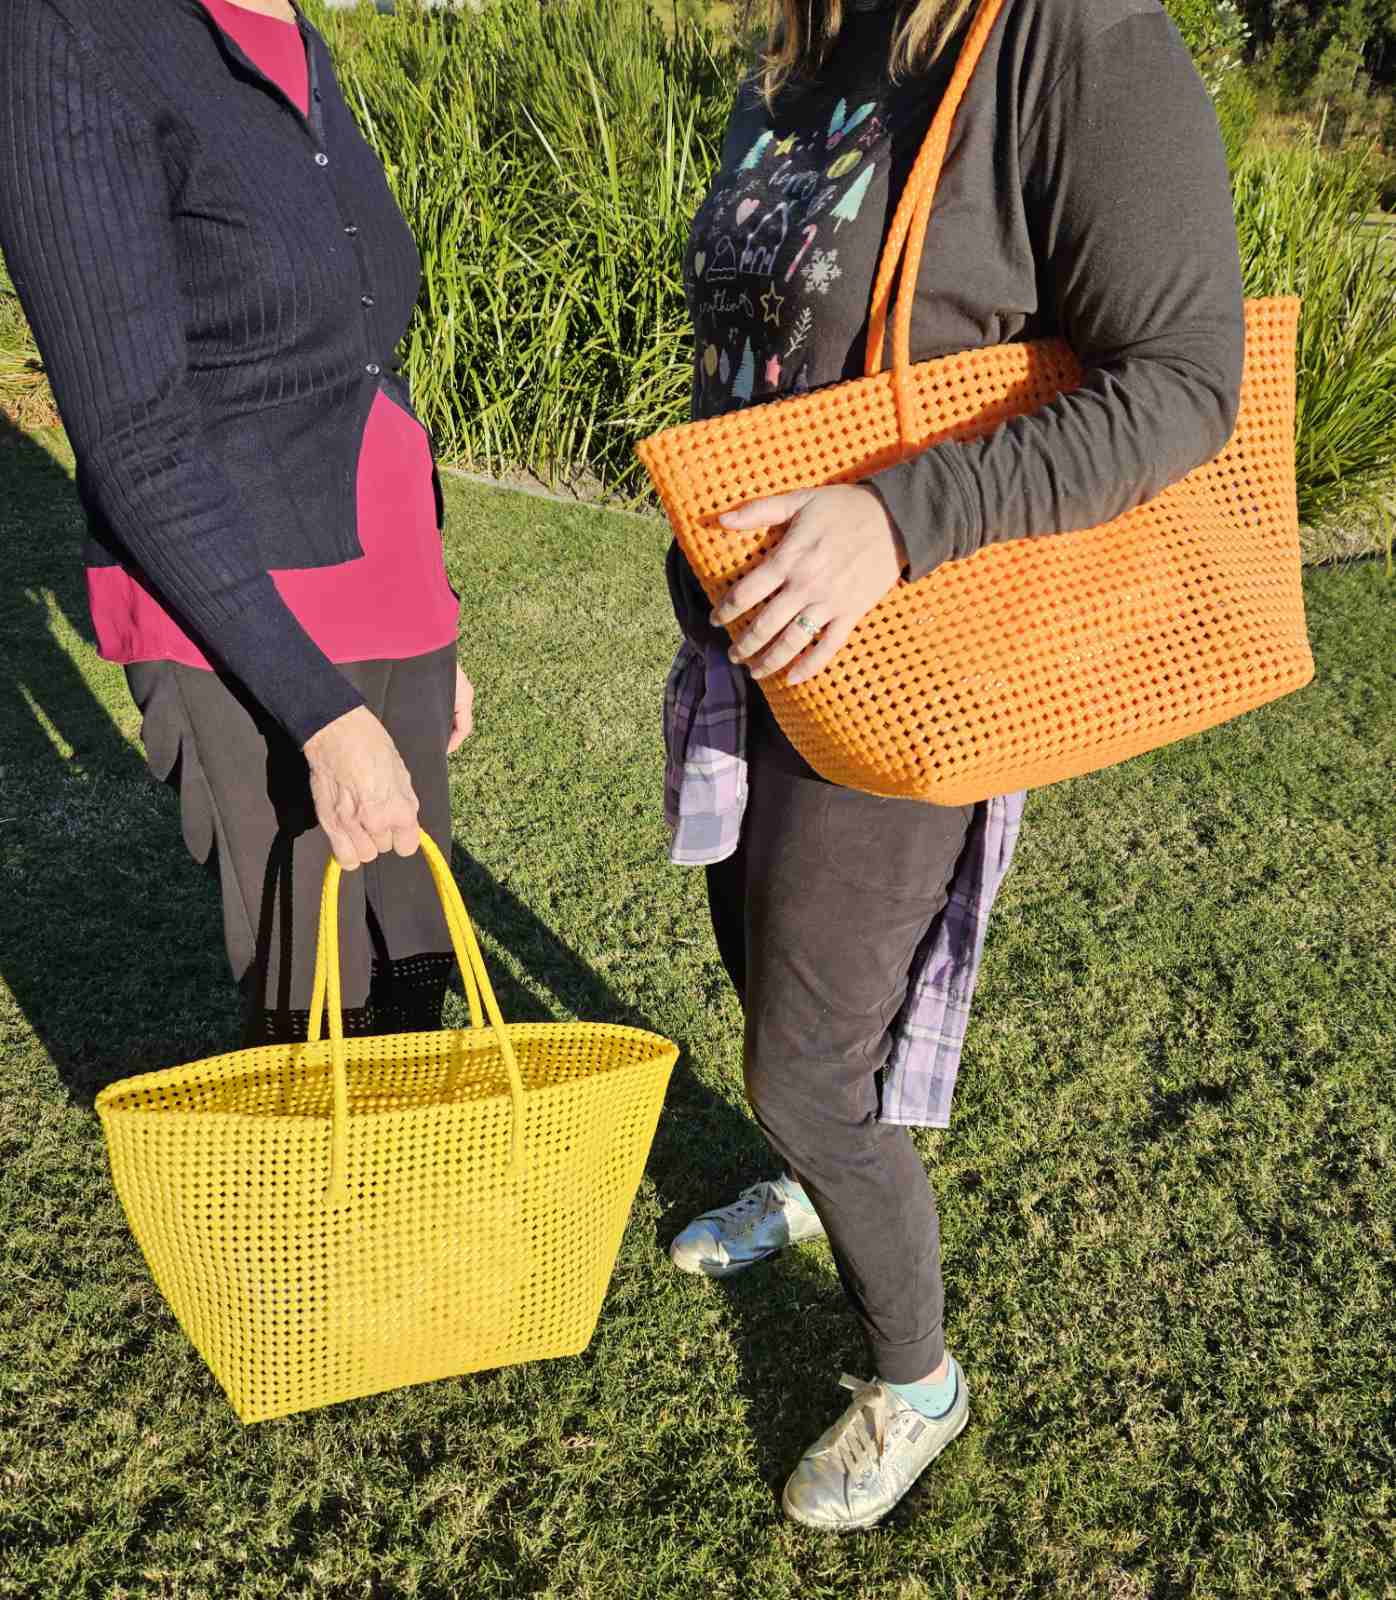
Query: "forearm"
868 336 1240 580
76 431 365 746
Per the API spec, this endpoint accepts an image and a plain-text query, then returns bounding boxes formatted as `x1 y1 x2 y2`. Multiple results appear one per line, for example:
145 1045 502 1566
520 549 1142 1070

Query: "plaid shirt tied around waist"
661 593 1026 1128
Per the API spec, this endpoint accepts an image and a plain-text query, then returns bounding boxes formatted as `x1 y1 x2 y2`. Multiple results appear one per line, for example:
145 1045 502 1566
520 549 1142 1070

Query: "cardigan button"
366 363 381 376
344 223 359 236
314 152 330 167
361 294 375 308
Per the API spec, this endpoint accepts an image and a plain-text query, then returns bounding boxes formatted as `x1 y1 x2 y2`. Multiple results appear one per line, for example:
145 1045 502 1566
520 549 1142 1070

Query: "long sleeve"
0 0 363 745
867 10 1245 582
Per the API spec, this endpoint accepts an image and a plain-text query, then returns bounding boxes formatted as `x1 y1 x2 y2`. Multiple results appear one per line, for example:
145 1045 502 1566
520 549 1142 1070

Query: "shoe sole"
669 1244 783 1278
669 1227 827 1278
780 1402 970 1532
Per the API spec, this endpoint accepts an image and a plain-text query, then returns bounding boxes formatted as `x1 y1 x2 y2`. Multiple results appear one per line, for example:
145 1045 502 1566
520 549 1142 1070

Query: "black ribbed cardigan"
0 0 437 744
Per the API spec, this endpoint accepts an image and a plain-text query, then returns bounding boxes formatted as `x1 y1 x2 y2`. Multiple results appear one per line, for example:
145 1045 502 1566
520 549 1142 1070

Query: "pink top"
86 0 459 669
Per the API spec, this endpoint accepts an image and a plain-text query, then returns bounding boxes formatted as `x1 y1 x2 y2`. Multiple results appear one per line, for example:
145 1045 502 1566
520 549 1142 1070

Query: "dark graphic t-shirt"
680 0 1246 583
685 4 955 416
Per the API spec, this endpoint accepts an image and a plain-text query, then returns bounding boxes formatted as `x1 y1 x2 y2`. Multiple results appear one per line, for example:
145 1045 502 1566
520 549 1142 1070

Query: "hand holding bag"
635 0 1313 805
96 834 678 1423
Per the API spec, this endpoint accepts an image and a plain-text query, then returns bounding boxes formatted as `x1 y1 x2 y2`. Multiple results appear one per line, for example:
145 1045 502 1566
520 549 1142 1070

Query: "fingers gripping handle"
308 833 527 1207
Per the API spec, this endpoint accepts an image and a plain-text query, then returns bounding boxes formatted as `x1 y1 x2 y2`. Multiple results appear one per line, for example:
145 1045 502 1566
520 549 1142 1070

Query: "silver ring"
793 612 822 638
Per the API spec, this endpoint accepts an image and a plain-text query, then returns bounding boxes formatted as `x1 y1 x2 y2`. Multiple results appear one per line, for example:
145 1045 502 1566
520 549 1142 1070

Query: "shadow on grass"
0 411 187 1085
449 836 859 1488
0 408 858 1499
0 414 142 772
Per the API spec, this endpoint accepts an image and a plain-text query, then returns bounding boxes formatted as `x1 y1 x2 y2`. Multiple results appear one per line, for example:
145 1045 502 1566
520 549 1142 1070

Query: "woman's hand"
711 485 908 685
303 706 421 870
447 664 475 754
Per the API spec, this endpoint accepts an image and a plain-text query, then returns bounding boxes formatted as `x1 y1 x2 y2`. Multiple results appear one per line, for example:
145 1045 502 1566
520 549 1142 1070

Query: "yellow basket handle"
307 832 528 1206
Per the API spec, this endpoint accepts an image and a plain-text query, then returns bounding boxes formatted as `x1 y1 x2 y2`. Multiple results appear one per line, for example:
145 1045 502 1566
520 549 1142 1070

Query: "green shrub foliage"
6 0 1390 533
312 0 740 485
1233 140 1396 525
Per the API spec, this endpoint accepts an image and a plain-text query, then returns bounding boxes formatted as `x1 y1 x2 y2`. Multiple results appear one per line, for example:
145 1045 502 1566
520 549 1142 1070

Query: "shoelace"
712 1180 783 1231
831 1376 892 1475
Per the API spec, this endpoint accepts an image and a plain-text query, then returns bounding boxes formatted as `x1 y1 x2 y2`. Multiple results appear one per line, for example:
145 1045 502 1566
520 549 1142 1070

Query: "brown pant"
706 696 972 1383
126 647 457 1045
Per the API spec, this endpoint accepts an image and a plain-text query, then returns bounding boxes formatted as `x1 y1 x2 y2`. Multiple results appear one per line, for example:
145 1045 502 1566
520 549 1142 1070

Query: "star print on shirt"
761 283 784 326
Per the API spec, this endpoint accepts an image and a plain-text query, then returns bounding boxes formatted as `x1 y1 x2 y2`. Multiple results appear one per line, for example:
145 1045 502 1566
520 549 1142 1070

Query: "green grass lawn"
1 416 1393 1599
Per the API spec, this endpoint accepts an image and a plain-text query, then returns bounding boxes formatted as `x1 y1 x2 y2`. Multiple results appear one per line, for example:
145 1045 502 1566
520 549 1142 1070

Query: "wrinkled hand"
712 484 908 685
447 664 475 754
303 706 420 870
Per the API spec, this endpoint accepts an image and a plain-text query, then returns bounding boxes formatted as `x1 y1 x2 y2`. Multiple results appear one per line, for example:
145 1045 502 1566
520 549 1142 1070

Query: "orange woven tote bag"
635 0 1313 806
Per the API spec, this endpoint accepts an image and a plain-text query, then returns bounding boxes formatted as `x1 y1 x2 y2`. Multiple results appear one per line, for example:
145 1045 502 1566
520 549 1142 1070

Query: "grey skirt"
126 646 458 1041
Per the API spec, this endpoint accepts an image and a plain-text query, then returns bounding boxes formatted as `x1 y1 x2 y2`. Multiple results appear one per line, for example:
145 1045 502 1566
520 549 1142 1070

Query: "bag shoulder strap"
864 0 1010 380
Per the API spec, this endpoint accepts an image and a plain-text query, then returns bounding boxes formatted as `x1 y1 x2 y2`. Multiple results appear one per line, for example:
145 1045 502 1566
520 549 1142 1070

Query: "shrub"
1233 139 1396 529
311 0 738 486
5 0 1392 539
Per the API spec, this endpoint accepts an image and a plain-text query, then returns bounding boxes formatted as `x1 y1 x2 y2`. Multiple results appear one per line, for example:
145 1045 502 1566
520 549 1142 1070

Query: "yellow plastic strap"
863 0 1008 434
308 860 351 1207
307 832 526 1207
416 833 528 1179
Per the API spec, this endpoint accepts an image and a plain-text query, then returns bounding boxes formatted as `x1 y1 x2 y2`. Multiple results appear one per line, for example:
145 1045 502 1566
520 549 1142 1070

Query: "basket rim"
633 295 1300 457
94 1020 679 1117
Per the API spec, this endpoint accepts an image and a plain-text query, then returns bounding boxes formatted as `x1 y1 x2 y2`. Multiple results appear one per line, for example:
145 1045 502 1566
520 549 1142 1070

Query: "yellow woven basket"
635 0 1314 805
95 834 678 1423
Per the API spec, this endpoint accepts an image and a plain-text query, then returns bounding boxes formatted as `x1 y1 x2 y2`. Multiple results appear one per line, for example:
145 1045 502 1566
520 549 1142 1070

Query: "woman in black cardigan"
0 0 469 1040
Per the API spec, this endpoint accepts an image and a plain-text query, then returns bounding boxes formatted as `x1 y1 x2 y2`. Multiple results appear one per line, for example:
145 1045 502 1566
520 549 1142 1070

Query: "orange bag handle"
307 832 527 1206
863 0 1009 440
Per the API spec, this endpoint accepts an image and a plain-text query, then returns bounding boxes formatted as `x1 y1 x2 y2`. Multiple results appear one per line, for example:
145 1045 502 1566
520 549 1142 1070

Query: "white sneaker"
781 1361 970 1530
668 1177 827 1277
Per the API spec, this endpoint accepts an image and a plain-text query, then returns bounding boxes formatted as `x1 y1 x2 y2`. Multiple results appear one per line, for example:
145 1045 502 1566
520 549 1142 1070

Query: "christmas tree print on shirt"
739 130 774 171
731 341 755 402
831 164 875 229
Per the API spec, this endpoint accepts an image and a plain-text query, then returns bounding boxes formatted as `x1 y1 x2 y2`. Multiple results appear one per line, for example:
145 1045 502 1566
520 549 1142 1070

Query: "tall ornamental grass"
314 0 1396 527
311 0 739 485
4 0 1392 533
1233 141 1396 531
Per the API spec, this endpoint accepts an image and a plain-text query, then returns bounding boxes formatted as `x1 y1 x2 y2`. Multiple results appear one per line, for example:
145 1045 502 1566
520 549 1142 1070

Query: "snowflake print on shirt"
682 5 945 421
802 249 843 296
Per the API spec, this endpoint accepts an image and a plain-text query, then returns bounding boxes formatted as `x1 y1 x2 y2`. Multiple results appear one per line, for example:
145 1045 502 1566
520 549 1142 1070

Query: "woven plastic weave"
95 835 678 1423
635 0 1313 805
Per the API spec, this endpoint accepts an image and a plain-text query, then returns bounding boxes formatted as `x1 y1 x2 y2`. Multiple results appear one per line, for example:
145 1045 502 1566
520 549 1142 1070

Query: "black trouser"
126 647 457 1047
705 697 972 1383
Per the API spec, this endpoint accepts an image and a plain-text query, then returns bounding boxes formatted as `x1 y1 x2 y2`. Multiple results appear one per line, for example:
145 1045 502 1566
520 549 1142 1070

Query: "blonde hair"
746 0 978 103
